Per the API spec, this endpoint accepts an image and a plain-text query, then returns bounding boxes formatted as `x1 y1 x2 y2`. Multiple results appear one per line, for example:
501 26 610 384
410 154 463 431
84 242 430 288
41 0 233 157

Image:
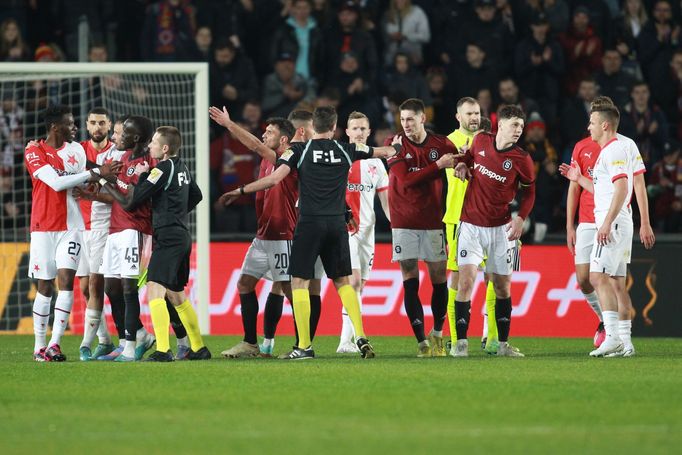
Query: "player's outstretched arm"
209 106 278 164
559 162 593 193
33 160 122 192
371 135 402 159
633 173 655 249
219 163 291 206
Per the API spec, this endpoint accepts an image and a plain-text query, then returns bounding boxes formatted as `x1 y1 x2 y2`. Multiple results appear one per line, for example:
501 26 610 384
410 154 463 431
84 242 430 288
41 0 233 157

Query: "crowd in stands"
1 0 682 238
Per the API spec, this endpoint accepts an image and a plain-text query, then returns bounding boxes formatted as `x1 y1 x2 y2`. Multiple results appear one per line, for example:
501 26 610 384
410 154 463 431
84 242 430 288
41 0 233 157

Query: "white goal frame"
0 62 211 334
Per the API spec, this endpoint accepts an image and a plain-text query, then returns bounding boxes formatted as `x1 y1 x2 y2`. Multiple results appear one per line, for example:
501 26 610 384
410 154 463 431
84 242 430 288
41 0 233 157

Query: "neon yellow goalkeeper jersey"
443 129 477 225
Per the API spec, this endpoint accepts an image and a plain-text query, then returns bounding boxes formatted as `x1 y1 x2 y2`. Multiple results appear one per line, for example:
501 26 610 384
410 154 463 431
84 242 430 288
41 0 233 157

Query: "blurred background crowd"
1 0 681 240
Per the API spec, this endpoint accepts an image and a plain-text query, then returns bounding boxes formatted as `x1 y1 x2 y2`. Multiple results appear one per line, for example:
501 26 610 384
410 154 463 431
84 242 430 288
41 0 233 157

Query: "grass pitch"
1 335 681 454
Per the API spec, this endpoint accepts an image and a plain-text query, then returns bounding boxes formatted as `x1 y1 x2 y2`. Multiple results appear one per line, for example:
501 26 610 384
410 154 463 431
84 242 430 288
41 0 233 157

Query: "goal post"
0 62 211 334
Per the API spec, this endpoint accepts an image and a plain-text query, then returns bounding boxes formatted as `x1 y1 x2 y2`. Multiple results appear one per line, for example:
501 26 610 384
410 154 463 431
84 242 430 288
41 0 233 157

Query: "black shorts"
147 226 191 292
289 215 351 279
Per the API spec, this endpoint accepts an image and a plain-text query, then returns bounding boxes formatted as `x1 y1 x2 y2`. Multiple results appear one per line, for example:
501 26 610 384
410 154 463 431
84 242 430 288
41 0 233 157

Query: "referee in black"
221 106 402 360
102 126 210 362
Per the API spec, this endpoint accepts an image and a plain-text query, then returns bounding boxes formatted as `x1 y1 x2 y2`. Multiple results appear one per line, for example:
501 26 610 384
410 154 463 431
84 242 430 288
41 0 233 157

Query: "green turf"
1 336 681 454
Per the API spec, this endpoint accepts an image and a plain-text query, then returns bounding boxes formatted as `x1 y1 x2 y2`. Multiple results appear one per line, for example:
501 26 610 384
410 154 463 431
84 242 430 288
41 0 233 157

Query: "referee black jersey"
129 156 202 231
276 139 373 217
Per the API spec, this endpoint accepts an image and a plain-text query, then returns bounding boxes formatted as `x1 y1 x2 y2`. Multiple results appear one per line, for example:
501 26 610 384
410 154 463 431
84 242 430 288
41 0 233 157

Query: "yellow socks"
338 285 365 339
149 298 170 352
292 289 311 349
447 287 457 344
175 300 205 350
485 281 498 340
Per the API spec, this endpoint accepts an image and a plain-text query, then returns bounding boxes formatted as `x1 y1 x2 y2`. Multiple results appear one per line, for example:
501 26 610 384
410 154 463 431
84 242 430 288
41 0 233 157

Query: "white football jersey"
89 146 126 231
346 158 388 231
592 137 634 227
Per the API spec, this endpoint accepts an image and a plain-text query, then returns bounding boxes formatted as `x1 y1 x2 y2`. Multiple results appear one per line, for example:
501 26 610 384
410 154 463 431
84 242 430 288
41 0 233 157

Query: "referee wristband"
239 184 246 195
392 144 402 156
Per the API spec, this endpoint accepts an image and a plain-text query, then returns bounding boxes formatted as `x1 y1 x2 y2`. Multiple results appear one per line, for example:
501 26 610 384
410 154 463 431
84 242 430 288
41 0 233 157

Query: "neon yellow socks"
485 281 498 340
175 300 204 351
447 287 457 344
149 298 170 352
338 284 365 339
292 289 311 349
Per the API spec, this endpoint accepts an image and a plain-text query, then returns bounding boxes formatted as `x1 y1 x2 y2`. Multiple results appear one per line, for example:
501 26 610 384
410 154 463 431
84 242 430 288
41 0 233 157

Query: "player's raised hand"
566 225 576 255
506 216 524 241
558 162 581 181
640 224 655 249
454 162 470 180
218 189 241 206
135 161 150 175
209 106 232 127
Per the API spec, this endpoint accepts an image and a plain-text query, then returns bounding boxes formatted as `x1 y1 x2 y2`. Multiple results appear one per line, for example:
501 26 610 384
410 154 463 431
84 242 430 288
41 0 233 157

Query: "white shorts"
76 230 108 276
589 221 633 277
575 223 596 265
391 228 446 262
101 229 151 279
28 230 83 280
349 228 375 280
242 238 292 282
457 222 512 276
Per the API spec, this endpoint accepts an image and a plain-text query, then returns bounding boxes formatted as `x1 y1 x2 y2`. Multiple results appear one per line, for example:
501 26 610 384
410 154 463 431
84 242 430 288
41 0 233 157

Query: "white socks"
619 320 633 350
33 292 52 352
48 291 73 347
96 316 111 344
81 308 101 348
122 340 136 358
602 311 620 343
177 336 190 348
584 291 602 321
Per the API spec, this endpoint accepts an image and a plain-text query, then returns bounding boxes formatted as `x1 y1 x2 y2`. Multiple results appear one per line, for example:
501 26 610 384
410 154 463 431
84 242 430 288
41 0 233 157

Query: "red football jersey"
79 139 115 229
386 132 456 229
570 137 600 224
109 149 152 235
24 140 86 232
460 132 535 227
254 158 299 240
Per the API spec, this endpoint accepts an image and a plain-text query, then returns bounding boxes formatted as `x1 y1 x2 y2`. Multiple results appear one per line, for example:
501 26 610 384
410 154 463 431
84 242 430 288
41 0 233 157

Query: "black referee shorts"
148 226 192 292
289 215 351 280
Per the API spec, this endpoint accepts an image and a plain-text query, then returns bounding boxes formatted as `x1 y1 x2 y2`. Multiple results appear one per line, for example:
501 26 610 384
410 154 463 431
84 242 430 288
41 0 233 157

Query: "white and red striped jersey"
25 140 86 232
345 158 389 231
79 140 125 230
592 137 634 227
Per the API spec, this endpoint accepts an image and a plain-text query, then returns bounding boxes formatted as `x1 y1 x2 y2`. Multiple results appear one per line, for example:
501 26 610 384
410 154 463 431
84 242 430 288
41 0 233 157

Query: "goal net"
0 62 210 334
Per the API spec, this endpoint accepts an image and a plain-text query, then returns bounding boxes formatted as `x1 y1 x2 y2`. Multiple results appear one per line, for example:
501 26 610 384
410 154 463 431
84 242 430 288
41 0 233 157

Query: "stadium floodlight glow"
0 62 210 334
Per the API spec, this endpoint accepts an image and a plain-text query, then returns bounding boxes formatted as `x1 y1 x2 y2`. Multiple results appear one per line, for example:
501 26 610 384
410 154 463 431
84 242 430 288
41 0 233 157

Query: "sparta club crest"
429 149 439 161
502 159 513 171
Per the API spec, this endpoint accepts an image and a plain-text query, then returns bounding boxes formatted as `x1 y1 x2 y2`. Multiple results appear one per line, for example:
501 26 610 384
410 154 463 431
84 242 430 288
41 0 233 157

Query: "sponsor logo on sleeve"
147 167 164 184
280 149 294 161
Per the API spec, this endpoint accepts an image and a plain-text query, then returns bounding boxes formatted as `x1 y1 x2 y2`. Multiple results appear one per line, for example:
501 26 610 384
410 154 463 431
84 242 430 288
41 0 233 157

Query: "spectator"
559 6 603 95
448 42 497 104
323 1 379 91
594 48 638 109
560 77 597 156
649 49 682 137
496 77 541 120
188 25 212 62
523 112 560 242
382 0 431 66
311 0 334 29
328 51 378 124
648 140 682 231
612 0 648 65
194 0 242 46
141 0 196 61
426 66 455 134
620 82 670 169
0 17 30 61
209 40 259 118
637 0 680 83
271 0 325 85
543 0 570 35
570 0 613 41
458 0 514 75
514 12 564 122
382 52 432 118
431 0 471 66
88 42 108 62
262 51 315 118
477 87 496 128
